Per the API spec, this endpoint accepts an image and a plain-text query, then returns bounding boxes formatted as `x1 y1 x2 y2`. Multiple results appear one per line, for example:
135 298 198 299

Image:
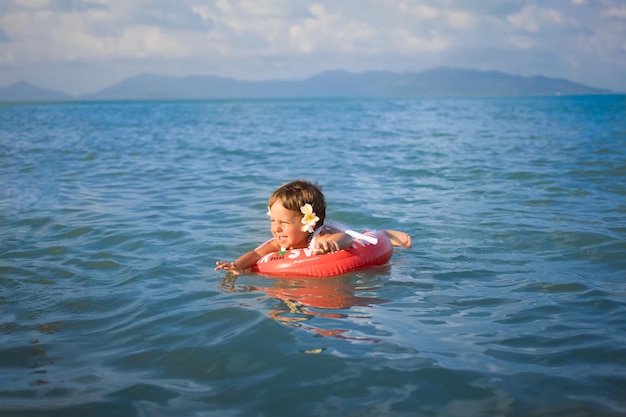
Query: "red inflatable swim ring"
251 231 393 278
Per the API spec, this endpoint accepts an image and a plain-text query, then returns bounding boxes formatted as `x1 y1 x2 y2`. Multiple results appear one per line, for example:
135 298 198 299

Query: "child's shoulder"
255 237 278 252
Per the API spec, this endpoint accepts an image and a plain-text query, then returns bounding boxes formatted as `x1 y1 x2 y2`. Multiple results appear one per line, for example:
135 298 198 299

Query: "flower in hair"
300 203 319 233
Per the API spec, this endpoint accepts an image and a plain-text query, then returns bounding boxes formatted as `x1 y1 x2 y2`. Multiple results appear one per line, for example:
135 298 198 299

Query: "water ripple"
1 97 625 416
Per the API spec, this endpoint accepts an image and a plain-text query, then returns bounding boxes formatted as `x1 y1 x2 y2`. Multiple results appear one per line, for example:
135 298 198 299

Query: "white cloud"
191 6 211 22
288 4 381 54
397 3 439 19
508 36 536 50
0 0 625 93
395 28 448 53
0 3 193 62
14 0 50 8
507 5 566 33
604 5 626 19
445 10 477 30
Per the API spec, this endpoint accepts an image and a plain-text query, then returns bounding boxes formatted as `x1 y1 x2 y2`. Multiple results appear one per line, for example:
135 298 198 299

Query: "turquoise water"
1 96 625 416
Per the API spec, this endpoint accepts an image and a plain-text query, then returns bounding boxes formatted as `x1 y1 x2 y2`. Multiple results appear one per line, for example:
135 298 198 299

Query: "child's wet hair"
268 180 326 227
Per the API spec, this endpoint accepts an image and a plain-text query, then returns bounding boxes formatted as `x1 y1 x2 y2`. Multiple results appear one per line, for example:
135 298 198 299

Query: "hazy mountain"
0 81 73 102
82 68 611 100
0 68 614 102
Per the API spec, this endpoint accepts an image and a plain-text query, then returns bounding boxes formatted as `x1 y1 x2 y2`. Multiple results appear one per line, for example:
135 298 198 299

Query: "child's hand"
215 261 242 275
315 240 340 254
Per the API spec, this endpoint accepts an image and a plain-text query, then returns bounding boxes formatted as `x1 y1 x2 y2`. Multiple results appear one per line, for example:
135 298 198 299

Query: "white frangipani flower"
300 203 319 233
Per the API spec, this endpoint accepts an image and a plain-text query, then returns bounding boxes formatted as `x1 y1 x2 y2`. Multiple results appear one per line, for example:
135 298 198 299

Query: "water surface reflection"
220 274 388 340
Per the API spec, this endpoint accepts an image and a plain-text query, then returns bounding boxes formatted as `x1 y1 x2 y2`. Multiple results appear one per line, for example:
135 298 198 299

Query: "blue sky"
1 0 625 95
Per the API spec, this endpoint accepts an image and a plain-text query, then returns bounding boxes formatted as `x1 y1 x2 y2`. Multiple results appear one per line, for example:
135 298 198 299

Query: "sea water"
1 96 625 416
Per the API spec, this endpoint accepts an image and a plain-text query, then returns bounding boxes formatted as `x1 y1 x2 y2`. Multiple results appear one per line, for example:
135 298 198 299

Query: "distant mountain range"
0 67 614 102
0 80 73 102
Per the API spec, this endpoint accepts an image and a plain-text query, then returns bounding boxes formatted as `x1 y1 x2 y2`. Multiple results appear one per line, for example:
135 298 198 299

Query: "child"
215 180 411 275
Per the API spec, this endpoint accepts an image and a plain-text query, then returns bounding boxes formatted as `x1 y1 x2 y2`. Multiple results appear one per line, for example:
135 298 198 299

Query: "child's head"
268 180 326 228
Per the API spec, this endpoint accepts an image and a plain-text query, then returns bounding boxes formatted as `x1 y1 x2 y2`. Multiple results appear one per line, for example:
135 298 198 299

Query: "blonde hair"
268 180 326 228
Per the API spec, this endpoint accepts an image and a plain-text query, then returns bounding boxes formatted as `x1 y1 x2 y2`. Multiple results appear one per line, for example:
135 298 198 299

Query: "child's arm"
215 239 278 274
314 232 353 254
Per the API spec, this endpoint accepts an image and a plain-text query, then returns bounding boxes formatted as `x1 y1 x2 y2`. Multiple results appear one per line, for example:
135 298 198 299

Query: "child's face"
268 200 310 249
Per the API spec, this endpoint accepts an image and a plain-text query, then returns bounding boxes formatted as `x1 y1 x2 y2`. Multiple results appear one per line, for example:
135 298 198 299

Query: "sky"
1 0 625 95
